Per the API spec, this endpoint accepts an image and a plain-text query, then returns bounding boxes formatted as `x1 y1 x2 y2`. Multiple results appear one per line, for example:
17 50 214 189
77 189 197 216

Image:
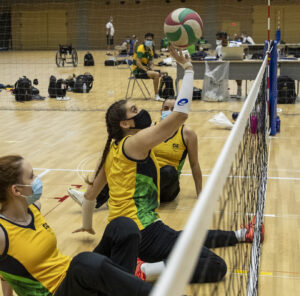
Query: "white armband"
173 70 194 114
82 197 96 230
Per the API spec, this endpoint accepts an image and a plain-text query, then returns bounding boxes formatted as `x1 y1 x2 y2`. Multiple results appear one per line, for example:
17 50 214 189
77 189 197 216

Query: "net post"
264 40 270 134
269 41 278 136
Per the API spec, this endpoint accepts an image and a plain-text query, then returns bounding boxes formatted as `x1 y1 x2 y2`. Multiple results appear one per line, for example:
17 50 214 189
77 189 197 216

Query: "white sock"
235 228 247 242
141 261 165 281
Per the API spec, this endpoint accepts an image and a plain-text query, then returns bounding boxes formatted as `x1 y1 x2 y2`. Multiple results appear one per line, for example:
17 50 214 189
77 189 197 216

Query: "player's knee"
109 217 141 240
70 252 108 276
161 165 178 181
213 256 227 281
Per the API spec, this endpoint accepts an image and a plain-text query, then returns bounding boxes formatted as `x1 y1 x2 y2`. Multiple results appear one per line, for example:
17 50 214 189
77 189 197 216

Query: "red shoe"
135 258 146 281
245 216 265 243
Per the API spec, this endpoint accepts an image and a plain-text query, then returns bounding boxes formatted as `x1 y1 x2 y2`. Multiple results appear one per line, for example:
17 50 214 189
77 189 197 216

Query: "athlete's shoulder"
0 224 7 256
182 125 197 144
137 44 145 52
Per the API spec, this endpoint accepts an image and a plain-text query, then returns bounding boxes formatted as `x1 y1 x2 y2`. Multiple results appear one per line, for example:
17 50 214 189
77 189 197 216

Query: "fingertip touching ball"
164 8 203 48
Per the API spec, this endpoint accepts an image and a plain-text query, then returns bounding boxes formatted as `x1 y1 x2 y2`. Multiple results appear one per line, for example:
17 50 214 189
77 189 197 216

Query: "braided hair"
87 100 127 185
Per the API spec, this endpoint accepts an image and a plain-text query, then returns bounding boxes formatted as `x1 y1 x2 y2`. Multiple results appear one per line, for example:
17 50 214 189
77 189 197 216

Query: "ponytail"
86 135 112 185
86 99 127 185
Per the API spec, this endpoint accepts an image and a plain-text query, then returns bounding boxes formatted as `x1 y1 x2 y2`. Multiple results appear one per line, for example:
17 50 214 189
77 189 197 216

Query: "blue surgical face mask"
17 176 43 205
161 110 172 120
145 40 153 48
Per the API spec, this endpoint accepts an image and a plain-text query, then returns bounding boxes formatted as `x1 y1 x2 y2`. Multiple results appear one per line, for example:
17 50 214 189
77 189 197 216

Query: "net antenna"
151 54 269 296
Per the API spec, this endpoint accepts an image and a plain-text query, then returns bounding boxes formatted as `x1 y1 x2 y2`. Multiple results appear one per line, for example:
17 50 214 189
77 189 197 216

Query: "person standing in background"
106 16 115 54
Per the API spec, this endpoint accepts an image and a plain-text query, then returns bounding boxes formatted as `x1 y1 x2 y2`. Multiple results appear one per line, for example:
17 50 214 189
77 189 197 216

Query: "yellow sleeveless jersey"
132 44 153 73
104 136 160 230
152 125 188 175
0 204 71 296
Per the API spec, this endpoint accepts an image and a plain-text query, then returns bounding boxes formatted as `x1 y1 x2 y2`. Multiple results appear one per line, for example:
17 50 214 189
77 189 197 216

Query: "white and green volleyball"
164 8 203 48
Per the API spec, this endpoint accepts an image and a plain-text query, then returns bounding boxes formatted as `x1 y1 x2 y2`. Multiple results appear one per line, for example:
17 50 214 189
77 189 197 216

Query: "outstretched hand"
73 227 96 235
168 45 190 65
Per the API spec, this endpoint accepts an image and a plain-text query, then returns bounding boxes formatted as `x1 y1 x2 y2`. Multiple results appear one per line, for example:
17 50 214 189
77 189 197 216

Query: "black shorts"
134 69 149 79
106 35 114 46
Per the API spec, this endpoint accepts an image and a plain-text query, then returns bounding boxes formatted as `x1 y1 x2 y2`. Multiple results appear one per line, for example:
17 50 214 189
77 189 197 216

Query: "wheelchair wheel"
72 49 78 67
56 51 64 67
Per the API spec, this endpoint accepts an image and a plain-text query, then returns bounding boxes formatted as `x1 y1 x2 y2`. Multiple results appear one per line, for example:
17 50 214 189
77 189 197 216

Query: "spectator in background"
132 32 163 101
129 35 138 56
215 31 242 99
119 36 131 55
233 33 243 43
241 32 255 45
106 16 114 53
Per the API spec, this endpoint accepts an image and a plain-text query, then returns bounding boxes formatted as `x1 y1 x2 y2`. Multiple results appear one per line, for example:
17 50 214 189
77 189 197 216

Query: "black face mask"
127 109 152 129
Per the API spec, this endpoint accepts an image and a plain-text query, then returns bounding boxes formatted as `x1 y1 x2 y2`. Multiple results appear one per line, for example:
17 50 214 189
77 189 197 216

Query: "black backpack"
277 76 296 104
252 53 264 60
104 60 117 66
14 77 32 101
84 52 94 66
48 75 57 98
56 79 67 97
192 87 202 100
159 75 175 99
73 73 94 93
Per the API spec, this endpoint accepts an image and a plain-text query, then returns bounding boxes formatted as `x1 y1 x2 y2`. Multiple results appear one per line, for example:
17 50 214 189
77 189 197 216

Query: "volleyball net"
151 52 270 296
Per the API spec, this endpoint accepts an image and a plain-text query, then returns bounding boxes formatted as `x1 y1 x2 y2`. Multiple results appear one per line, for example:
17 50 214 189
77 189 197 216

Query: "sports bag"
84 52 95 66
48 75 57 98
159 75 175 99
73 73 94 93
277 76 296 104
192 87 202 100
14 77 32 101
56 79 67 97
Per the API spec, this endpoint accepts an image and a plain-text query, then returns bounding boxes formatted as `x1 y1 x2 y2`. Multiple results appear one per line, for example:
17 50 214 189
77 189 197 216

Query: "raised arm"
183 126 202 197
125 46 194 160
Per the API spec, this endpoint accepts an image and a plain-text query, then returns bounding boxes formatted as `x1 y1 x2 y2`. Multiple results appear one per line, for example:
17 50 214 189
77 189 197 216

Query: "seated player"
153 98 202 202
0 155 152 296
72 46 265 284
215 31 243 99
68 97 202 206
117 36 131 55
132 32 163 101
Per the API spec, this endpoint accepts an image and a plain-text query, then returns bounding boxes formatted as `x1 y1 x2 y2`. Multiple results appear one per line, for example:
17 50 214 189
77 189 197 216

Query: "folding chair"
125 66 151 100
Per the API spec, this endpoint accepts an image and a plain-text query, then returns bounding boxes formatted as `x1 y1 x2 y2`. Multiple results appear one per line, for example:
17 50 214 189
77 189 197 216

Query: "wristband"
182 62 193 70
82 197 96 230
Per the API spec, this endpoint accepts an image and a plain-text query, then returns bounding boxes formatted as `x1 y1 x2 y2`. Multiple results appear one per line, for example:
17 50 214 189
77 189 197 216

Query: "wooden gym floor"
0 50 299 296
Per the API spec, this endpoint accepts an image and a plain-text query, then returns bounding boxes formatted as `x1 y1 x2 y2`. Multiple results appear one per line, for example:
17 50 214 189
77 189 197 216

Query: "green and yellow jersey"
132 44 153 74
104 136 160 230
0 204 71 296
152 125 188 176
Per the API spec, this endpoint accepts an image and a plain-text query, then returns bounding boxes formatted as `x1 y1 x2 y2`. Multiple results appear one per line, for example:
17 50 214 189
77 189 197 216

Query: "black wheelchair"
56 44 78 67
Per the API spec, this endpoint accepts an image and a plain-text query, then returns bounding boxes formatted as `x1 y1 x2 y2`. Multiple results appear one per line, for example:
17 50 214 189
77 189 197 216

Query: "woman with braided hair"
74 46 261 284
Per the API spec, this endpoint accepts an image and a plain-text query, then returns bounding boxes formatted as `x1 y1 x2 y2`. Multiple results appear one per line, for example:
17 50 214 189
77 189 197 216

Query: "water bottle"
83 83 87 93
276 116 281 133
250 113 258 134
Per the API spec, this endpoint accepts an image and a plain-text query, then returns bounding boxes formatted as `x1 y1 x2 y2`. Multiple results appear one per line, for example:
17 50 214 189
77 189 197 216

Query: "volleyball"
164 8 203 48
